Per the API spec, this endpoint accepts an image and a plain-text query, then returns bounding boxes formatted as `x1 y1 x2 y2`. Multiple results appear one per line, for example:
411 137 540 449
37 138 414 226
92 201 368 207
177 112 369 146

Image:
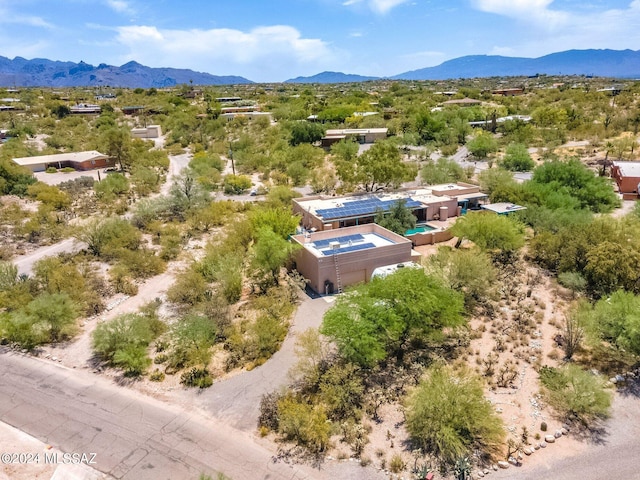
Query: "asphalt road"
0 348 319 480
195 296 332 431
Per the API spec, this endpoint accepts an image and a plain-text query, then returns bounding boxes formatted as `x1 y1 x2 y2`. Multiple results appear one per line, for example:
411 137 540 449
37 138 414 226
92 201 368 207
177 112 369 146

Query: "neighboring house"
481 202 527 215
220 106 260 114
492 88 525 96
121 106 144 115
442 98 482 107
293 183 486 232
12 151 114 173
321 128 388 147
611 161 640 199
220 111 272 122
291 224 414 294
131 125 162 139
70 104 101 114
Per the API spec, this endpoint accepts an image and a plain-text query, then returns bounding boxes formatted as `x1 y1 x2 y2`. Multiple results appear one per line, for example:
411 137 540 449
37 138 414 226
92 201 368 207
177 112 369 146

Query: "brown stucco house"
13 151 114 173
291 224 414 294
611 161 640 199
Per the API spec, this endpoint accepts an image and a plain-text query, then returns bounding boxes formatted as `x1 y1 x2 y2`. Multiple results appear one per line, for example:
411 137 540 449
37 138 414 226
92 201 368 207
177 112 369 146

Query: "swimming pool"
405 225 436 235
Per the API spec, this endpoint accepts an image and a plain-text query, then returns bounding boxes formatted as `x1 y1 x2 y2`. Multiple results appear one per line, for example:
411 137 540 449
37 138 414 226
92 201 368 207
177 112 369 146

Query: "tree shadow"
616 373 640 398
568 417 610 446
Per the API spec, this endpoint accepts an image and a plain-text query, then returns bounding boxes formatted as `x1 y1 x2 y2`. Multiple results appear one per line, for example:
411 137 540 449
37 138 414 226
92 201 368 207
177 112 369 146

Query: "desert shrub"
277 396 330 453
539 365 612 424
46 166 57 173
92 311 165 376
0 293 78 349
405 365 505 465
318 363 365 421
258 391 284 431
115 249 166 279
166 314 217 369
389 454 406 473
180 367 213 388
112 344 151 376
167 267 208 306
149 369 165 382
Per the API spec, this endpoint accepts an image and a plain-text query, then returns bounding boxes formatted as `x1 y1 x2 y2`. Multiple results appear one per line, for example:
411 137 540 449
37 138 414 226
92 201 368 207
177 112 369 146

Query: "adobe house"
12 151 114 173
131 125 162 139
321 128 388 147
611 161 640 199
293 183 486 232
291 224 414 294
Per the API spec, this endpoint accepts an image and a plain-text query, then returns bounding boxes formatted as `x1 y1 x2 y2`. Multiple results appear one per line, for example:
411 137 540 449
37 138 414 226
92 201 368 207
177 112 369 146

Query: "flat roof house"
13 151 114 173
131 125 162 139
292 224 413 294
611 161 640 199
321 128 388 147
293 183 486 232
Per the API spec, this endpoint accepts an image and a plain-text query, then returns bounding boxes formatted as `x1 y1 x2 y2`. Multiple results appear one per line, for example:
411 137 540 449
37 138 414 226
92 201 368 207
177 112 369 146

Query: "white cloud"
105 0 134 14
475 1 640 59
113 24 338 81
341 0 409 14
471 0 569 26
369 0 410 14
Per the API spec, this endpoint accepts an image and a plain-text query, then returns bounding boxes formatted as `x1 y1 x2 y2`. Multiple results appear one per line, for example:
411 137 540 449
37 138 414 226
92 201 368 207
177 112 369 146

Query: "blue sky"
0 0 639 82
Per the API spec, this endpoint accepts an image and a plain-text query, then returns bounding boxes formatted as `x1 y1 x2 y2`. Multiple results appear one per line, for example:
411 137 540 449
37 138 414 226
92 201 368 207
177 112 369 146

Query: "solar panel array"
312 233 364 249
316 198 423 221
321 242 376 256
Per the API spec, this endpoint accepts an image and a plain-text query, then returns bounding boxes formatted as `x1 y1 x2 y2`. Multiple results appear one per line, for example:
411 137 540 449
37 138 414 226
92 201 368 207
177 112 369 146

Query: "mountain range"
0 57 252 88
0 49 638 87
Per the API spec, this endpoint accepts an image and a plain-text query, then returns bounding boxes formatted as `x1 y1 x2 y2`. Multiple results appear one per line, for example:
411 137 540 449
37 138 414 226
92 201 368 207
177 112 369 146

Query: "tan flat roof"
13 150 108 167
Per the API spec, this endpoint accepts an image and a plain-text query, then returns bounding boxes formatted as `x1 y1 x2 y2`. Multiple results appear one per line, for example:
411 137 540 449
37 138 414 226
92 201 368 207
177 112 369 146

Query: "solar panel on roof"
321 242 376 255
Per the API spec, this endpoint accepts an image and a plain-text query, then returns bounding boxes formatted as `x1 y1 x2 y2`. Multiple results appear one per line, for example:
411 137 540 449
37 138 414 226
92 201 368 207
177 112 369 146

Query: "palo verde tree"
321 267 465 367
405 365 505 466
450 212 525 254
335 141 417 192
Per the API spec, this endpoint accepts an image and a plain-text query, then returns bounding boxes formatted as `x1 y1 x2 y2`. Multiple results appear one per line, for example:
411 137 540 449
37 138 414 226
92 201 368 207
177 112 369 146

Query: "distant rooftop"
482 202 527 214
13 150 107 167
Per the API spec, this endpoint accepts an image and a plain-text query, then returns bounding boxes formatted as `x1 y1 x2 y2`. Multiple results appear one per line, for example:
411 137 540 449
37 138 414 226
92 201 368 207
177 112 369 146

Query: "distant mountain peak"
0 56 253 87
285 71 379 84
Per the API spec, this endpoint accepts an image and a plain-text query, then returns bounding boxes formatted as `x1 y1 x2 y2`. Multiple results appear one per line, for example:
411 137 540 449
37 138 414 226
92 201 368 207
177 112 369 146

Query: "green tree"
467 131 498 159
374 199 416 235
223 174 252 195
405 366 505 465
288 122 325 146
421 157 467 185
501 143 534 172
330 139 359 163
424 246 497 309
75 217 141 258
101 127 132 171
321 268 464 367
168 314 217 369
94 173 130 201
252 227 300 286
539 365 612 424
450 212 525 253
584 290 640 355
336 141 417 192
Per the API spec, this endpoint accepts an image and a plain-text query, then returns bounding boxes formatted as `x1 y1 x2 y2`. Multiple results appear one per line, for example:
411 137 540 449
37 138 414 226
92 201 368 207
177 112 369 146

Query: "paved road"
195 296 332 431
0 348 319 480
13 238 85 276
